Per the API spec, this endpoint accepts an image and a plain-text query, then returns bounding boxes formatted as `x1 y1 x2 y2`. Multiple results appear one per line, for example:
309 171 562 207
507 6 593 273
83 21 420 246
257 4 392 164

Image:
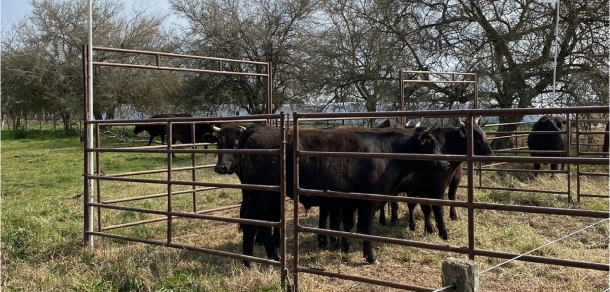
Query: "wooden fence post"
441 257 479 292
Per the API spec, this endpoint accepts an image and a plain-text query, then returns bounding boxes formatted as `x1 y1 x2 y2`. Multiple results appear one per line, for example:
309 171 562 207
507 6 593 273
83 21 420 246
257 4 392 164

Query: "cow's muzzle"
214 164 231 174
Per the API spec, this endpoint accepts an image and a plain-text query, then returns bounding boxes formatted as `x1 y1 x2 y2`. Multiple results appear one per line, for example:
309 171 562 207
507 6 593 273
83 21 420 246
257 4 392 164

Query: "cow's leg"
329 206 346 250
420 204 435 235
160 134 165 145
447 172 461 221
390 201 399 223
550 163 558 178
378 201 387 226
242 191 279 267
273 227 280 248
358 204 378 265
318 205 329 248
242 224 257 268
147 135 154 146
407 202 417 231
533 162 541 176
431 204 448 240
339 207 355 253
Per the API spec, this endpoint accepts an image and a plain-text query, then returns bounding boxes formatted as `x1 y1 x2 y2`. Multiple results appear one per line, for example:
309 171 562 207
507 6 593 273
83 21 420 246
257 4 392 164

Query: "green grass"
1 128 608 292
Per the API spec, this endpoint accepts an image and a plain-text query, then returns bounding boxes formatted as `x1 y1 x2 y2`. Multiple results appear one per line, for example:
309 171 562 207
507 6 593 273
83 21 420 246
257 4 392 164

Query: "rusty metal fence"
290 107 608 291
83 47 608 291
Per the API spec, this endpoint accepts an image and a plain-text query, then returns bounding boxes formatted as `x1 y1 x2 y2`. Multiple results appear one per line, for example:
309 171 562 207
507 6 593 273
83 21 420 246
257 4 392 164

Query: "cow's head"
458 117 495 156
213 123 247 174
410 125 450 172
133 125 144 135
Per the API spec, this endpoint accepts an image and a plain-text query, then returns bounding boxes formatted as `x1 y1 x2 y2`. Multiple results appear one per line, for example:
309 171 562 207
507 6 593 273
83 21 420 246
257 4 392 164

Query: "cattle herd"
131 114 607 267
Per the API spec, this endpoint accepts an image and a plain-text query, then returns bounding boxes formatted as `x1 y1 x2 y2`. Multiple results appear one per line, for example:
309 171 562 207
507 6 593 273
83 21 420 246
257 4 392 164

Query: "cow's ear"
239 126 246 133
459 126 467 138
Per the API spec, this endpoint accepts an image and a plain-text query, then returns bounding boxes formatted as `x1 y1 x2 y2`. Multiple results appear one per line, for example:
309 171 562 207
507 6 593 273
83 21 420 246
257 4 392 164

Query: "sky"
1 0 181 30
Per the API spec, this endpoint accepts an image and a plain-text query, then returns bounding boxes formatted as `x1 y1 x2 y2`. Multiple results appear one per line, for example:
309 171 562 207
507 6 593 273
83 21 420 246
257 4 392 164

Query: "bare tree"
169 0 321 114
1 0 175 130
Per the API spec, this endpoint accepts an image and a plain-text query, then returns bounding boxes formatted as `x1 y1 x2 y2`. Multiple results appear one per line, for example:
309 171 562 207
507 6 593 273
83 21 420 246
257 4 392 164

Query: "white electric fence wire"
431 284 455 292
479 218 609 275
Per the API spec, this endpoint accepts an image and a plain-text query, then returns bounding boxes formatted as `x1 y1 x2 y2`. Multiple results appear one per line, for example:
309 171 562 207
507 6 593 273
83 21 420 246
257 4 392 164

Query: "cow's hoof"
243 261 252 269
318 236 328 248
440 233 449 240
450 214 458 221
424 226 435 234
408 223 416 231
366 256 379 265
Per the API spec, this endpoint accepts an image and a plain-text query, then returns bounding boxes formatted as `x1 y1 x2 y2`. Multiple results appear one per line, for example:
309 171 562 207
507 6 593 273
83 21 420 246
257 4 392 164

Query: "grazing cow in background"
527 115 567 176
134 113 219 158
133 113 192 146
214 124 449 267
603 121 609 156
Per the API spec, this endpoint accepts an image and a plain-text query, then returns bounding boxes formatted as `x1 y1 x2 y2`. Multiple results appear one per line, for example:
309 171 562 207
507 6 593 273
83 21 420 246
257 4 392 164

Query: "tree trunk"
490 115 524 150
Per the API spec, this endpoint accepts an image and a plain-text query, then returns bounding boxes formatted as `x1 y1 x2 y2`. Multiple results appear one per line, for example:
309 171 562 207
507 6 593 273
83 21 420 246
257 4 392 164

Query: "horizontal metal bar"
93 61 269 77
298 189 467 208
577 172 609 177
400 80 475 84
470 186 568 195
105 165 214 178
87 231 281 266
88 176 280 192
474 168 567 174
400 70 477 76
92 46 269 65
473 249 609 271
575 131 609 135
297 151 466 162
577 194 609 198
292 106 608 119
102 187 219 204
91 147 279 155
298 226 467 254
87 114 282 125
102 203 243 231
297 266 434 292
90 203 281 228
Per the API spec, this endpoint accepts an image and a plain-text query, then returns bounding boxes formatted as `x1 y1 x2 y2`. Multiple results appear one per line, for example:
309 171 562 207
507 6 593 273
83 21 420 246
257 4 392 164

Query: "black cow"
133 113 192 145
214 124 449 267
527 115 567 176
401 120 494 239
134 114 219 158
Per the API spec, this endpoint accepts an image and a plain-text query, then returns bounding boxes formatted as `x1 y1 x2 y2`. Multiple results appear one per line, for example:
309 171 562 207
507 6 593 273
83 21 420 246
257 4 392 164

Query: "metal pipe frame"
291 109 609 291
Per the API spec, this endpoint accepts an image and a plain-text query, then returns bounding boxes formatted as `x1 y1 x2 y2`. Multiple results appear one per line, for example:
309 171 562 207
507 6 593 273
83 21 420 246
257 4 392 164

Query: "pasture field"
1 128 608 292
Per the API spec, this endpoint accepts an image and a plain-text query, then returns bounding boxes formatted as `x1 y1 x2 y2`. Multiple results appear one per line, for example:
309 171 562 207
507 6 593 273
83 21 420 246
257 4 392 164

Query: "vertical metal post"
85 0 95 247
167 121 174 244
467 114 475 260
279 113 287 291
267 63 273 125
399 69 404 125
292 113 301 291
566 115 572 203
191 121 197 212
95 124 102 232
575 115 581 202
82 44 93 247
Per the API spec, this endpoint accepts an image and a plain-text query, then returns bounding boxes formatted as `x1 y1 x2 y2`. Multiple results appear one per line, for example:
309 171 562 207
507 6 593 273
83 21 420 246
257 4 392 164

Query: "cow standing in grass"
400 119 494 239
214 124 449 267
527 115 567 176
133 113 192 146
134 113 218 157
